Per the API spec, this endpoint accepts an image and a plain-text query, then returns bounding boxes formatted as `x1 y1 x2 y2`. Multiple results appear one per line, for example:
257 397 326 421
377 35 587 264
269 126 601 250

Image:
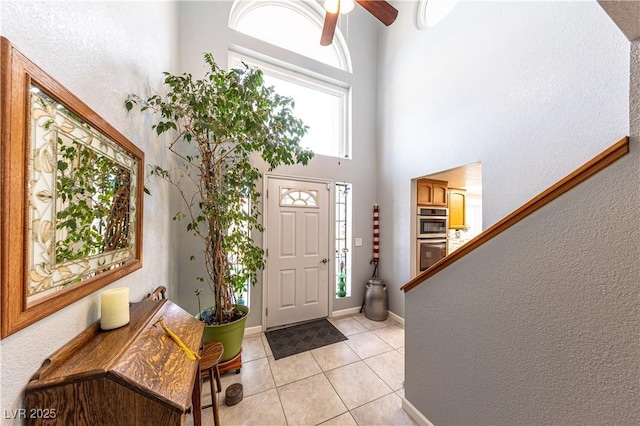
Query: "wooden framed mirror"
1 37 144 338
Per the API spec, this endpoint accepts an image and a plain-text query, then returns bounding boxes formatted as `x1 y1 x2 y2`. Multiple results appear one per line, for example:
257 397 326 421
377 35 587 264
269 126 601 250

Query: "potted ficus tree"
126 53 313 362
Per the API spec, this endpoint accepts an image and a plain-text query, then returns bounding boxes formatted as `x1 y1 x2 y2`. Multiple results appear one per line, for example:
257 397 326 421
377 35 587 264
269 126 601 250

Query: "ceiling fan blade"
356 0 398 26
320 11 339 46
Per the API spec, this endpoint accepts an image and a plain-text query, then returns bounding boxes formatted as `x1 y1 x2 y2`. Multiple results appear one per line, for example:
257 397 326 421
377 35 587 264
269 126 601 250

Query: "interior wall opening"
411 162 483 276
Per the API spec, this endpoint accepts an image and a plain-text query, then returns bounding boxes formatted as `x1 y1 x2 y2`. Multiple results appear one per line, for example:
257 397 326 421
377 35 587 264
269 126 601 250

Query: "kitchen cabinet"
448 188 466 230
417 179 448 206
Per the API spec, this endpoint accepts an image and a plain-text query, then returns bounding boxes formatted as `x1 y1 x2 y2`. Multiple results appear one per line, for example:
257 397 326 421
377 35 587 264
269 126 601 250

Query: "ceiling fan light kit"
324 0 355 14
320 0 399 46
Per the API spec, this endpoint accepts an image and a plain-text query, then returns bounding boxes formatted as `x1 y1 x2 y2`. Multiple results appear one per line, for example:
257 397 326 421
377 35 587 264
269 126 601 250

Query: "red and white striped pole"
372 204 379 276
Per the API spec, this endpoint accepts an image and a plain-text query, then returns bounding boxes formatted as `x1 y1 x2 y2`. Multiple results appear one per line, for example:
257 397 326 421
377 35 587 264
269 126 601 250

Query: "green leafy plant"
55 137 130 264
126 53 313 324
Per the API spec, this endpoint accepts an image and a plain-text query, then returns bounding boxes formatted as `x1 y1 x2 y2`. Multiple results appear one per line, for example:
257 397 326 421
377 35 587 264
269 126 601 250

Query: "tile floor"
187 313 417 426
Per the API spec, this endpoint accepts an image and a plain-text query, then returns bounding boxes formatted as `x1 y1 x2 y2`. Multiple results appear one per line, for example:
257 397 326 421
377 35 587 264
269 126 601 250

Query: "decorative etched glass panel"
335 183 351 297
279 187 319 207
28 87 139 303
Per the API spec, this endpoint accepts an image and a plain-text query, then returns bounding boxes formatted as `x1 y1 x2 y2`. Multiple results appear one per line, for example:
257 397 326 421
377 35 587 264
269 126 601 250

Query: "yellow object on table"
155 316 201 361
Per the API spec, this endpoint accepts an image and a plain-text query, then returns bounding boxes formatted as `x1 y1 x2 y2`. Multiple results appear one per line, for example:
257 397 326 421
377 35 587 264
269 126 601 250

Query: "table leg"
210 366 220 426
191 367 202 426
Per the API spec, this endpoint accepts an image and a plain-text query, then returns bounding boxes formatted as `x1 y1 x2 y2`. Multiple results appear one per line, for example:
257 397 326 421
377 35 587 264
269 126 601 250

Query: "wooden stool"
200 341 224 426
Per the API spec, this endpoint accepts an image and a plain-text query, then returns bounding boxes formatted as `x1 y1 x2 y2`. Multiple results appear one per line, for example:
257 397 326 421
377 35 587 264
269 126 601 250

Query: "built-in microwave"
417 207 448 238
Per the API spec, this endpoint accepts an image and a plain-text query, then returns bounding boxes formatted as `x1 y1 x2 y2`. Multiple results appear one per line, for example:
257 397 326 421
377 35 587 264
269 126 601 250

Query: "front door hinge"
266 307 268 316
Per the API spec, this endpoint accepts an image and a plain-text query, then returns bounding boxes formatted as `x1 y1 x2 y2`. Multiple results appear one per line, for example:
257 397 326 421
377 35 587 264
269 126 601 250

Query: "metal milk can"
364 278 388 321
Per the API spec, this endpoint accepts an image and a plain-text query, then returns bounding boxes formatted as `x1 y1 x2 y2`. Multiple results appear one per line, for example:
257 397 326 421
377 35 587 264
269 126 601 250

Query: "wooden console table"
24 299 204 425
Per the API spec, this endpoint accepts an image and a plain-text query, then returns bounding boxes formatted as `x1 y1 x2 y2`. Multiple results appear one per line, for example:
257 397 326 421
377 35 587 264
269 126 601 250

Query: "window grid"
279 187 319 207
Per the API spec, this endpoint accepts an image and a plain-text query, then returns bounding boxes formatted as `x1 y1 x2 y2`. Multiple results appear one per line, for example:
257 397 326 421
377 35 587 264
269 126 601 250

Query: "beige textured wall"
176 1 381 325
406 148 639 423
377 1 629 318
403 33 639 426
0 3 178 424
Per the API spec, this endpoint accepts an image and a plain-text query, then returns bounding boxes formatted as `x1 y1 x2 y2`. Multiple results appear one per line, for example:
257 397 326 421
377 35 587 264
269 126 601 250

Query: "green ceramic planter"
199 304 249 362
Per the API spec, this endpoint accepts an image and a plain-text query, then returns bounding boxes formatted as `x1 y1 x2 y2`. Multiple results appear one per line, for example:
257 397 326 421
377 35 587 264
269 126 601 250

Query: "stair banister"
401 136 630 293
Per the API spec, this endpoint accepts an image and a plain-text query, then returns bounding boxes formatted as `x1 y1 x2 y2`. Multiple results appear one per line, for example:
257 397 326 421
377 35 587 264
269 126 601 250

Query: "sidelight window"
335 183 352 297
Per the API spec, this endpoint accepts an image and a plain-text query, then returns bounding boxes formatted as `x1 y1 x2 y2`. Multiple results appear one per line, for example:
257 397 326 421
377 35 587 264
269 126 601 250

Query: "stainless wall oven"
417 238 447 272
417 207 448 238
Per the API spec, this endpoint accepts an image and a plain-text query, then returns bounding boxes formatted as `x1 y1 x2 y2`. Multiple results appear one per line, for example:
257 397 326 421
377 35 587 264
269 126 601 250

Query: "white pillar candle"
100 287 130 330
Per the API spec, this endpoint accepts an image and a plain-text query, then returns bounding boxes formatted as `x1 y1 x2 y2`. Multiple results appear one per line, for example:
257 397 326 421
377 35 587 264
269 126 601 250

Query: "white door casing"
265 176 331 328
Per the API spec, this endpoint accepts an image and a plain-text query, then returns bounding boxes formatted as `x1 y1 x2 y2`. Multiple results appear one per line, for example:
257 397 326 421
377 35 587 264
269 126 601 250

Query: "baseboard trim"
251 308 400 330
244 325 263 336
388 310 405 326
402 397 434 426
331 306 362 318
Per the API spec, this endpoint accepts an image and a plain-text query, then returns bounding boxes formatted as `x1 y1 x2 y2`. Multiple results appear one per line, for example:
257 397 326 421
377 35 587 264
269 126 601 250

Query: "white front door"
265 176 330 328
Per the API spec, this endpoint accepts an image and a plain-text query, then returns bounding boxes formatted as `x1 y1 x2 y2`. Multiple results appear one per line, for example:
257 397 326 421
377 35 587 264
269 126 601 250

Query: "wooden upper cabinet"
432 182 448 206
417 179 433 205
417 179 448 206
448 188 466 229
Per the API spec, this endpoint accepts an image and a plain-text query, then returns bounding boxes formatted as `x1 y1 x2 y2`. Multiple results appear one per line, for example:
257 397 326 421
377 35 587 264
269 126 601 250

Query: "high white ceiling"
422 162 482 195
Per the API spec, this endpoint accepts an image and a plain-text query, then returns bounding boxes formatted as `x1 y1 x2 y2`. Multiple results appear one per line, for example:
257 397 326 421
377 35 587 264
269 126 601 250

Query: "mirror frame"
1 37 144 338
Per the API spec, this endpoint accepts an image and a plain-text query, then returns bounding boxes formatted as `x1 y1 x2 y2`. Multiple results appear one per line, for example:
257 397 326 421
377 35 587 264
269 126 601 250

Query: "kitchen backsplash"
448 229 475 253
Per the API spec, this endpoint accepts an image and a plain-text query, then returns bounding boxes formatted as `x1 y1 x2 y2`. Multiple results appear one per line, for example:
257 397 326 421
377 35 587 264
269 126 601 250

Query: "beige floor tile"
344 331 394 359
350 392 418 426
218 388 287 426
353 314 397 330
364 349 405 391
325 361 392 410
372 325 405 349
217 357 275 405
311 341 360 371
261 334 274 357
329 316 368 336
318 411 358 425
278 373 347 425
242 335 267 361
184 404 196 426
268 351 322 386
188 324 411 426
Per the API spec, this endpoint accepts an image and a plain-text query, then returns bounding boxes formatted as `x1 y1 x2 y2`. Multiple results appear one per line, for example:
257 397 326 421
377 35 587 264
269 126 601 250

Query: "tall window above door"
228 0 353 159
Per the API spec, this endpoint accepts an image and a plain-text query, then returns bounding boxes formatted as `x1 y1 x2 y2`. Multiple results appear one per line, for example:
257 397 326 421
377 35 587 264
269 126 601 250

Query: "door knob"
321 258 328 264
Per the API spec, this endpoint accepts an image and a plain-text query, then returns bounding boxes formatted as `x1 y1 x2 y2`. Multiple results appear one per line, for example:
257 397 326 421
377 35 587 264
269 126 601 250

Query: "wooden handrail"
402 136 630 293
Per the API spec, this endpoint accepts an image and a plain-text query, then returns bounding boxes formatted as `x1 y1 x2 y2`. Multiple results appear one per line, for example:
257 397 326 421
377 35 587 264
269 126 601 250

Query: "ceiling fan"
320 0 399 46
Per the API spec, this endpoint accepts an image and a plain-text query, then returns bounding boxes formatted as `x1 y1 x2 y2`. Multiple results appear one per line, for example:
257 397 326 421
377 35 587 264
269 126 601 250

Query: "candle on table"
100 287 130 330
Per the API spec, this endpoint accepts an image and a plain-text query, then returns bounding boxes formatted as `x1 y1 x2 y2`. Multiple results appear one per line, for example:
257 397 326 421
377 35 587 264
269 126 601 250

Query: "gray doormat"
265 318 348 360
